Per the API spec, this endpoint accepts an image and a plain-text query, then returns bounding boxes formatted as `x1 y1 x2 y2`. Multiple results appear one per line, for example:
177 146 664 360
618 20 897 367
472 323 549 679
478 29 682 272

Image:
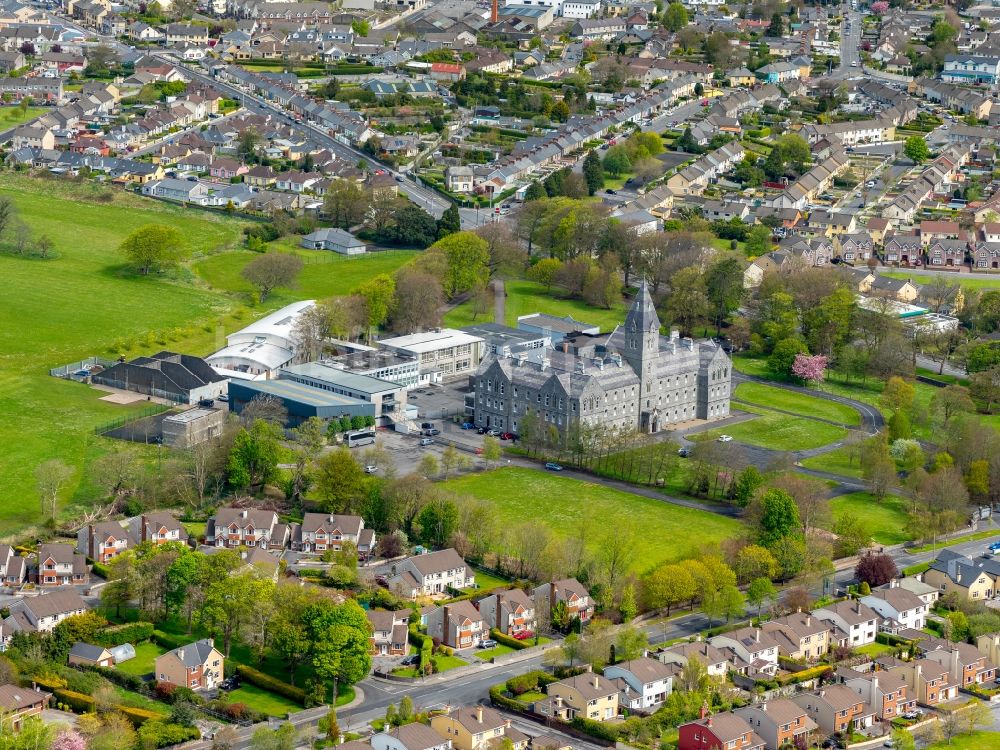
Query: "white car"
717 435 733 442
364 465 378 474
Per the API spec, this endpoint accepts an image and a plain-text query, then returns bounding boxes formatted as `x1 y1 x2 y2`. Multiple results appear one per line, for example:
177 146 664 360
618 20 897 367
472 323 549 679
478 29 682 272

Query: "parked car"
487 429 501 437
477 427 488 434
364 465 378 474
420 422 435 430
475 447 485 455
513 631 534 640
461 422 475 429
400 654 419 666
606 188 617 194
423 428 441 436
220 677 241 691
545 462 563 471
419 437 434 446
987 540 1000 552
678 447 692 457
500 432 514 440
901 710 922 720
717 435 733 442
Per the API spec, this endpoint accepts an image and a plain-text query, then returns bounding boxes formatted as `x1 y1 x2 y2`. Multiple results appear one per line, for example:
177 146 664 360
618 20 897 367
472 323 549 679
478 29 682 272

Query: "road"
837 8 862 77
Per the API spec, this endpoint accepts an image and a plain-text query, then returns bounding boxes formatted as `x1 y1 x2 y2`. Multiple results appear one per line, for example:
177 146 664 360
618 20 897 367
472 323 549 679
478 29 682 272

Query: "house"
545 673 619 721
678 711 765 750
922 643 996 689
919 220 962 246
886 658 958 707
296 513 372 557
866 217 891 246
893 577 939 608
657 640 730 678
388 549 474 598
33 544 90 587
367 609 409 656
3 590 88 636
861 584 927 633
925 238 969 267
841 669 914 722
130 512 188 546
869 276 919 303
761 611 831 661
603 657 675 710
812 600 879 648
807 209 857 237
977 632 1000 667
0 684 50 732
709 628 780 677
477 588 536 637
155 639 223 691
534 578 594 625
205 507 290 550
431 706 527 750
76 521 136 564
0 545 27 587
924 550 999 602
791 685 875 736
444 165 474 193
734 699 817 750
371 723 452 750
424 601 486 650
837 233 875 265
300 227 367 255
68 642 114 668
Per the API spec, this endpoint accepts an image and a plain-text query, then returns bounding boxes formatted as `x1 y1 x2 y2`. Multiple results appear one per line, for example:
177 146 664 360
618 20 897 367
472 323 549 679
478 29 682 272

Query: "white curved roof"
226 300 316 347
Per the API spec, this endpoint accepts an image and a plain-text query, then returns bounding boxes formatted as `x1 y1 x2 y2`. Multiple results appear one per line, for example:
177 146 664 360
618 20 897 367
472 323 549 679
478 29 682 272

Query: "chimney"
869 676 879 707
593 675 600 689
490 0 498 24
178 648 185 660
819 690 825 698
700 703 709 720
562 341 569 353
761 702 767 712
241 509 248 519
951 648 960 679
706 716 712 728
476 706 483 723
806 616 811 627
442 606 450 647
540 358 549 371
755 628 761 642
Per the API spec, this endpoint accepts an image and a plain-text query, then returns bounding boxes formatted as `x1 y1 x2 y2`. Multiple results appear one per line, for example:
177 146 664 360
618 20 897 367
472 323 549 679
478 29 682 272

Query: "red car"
513 631 534 640
500 432 514 440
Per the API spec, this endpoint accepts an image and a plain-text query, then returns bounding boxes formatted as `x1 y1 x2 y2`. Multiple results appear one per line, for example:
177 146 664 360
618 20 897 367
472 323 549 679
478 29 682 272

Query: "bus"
346 429 376 448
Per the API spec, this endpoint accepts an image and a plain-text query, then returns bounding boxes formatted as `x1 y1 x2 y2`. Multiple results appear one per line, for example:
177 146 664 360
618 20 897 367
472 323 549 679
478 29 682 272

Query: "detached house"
431 706 527 750
296 513 374 558
657 640 731 678
861 584 927 633
678 712 765 750
924 550 999 602
792 685 875 736
424 601 485 650
130 512 188 546
841 668 915 721
389 549 473 598
813 600 879 648
155 639 223 692
544 673 619 721
76 521 136 564
205 507 291 550
0 684 50 732
534 578 594 624
33 544 89 587
735 699 817 750
0 545 27 587
604 657 675 710
367 609 409 656
477 588 535 637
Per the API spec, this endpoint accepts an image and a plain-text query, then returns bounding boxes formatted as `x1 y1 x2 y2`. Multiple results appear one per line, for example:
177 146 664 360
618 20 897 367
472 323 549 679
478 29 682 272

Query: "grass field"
226 684 301 716
0 105 46 129
192 245 418 303
825 492 912 545
115 642 168 676
696 405 848 452
470 568 512 591
926 732 999 750
502 279 627 332
800 445 864 478
881 270 1000 292
0 176 246 530
442 468 744 572
733 382 862 426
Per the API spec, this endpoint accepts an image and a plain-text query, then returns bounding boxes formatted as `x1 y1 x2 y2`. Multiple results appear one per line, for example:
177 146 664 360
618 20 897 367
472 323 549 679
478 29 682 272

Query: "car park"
423 428 440 436
419 437 434 446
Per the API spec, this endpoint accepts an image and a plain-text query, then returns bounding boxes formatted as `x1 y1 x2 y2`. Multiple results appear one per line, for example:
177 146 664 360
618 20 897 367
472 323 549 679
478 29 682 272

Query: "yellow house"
923 552 997 602
431 706 528 750
546 672 619 722
977 632 1000 666
726 67 757 87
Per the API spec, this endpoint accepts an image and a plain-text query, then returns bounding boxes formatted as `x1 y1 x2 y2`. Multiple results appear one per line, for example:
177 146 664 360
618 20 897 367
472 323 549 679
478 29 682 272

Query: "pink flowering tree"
870 1 889 15
792 354 828 384
52 731 86 750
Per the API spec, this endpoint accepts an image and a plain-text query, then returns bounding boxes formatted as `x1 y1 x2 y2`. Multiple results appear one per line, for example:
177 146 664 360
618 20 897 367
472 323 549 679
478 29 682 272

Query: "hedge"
137 721 200 748
53 688 96 713
489 685 527 712
490 628 530 651
571 716 621 742
117 705 165 728
87 665 145 692
876 632 914 647
91 561 112 579
25 675 66 691
776 664 833 686
233 664 306 705
152 630 192 651
97 621 154 647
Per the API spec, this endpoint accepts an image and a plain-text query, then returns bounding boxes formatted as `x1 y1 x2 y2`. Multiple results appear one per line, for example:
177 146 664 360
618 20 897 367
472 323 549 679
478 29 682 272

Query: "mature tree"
751 488 801 546
583 150 604 195
250 723 297 750
239 394 288 427
855 553 898 587
969 367 1000 413
768 338 808 378
602 146 631 177
931 385 974 428
734 544 778 584
119 224 186 275
241 252 303 303
323 181 368 228
353 273 396 334
391 268 443 333
227 420 281 491
437 203 461 239
861 435 896 502
746 577 776 617
314 448 369 514
391 204 439 248
292 300 339 361
302 599 373 701
769 474 829 533
430 231 490 299
664 266 708 336
705 257 744 336
0 196 17 242
35 458 73 522
663 1 688 31
731 465 764 507
641 563 695 614
833 513 872 557
904 135 930 164
475 221 526 279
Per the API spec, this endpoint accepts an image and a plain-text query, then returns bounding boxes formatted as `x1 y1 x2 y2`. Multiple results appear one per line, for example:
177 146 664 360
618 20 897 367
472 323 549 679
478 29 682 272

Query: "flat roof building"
283 362 408 423
461 322 550 358
228 378 373 426
517 312 600 343
378 328 485 384
161 407 227 448
321 349 421 389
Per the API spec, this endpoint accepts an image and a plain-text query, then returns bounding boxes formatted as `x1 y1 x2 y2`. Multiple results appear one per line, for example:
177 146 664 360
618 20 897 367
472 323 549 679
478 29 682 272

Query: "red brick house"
679 711 765 750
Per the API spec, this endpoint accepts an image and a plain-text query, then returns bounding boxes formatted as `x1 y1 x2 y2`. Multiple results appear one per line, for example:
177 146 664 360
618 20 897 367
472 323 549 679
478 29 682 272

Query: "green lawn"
0 176 246 531
442 468 743 572
115 642 168 676
695 405 847 452
192 244 418 303
825 492 912 546
881 270 1000 292
470 568 512 591
0 105 46 128
226 684 301 716
113 686 168 715
854 642 893 658
926 732 1000 750
502 279 626 332
800 445 864 478
733 382 861 426
475 644 515 660
442 299 492 328
432 654 469 672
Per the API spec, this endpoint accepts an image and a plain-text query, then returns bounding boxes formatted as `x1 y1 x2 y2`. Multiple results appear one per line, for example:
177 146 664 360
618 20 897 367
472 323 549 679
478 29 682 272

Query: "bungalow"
155 639 224 691
545 673 619 721
389 549 474 598
76 521 135 564
791 685 875 736
678 712 765 750
841 669 915 721
534 578 594 624
886 658 957 707
300 227 367 255
141 178 212 206
465 50 513 75
431 706 526 750
812 600 879 648
604 657 675 710
209 158 247 180
0 684 50 732
245 165 276 187
869 275 920 303
861 583 927 632
477 588 535 637
734 699 817 750
68 642 114 668
424 601 485 650
429 62 466 82
367 609 409 656
33 544 89 587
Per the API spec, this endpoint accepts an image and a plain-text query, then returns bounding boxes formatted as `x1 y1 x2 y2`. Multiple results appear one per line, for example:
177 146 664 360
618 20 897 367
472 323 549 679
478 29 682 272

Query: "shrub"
91 561 112 579
87 665 144 692
137 721 200 748
233 664 306 706
490 629 530 651
506 674 539 696
876 632 912 647
489 685 525 712
97 621 155 647
53 689 96 713
571 716 620 742
117 705 164 728
776 664 832 686
151 630 190 651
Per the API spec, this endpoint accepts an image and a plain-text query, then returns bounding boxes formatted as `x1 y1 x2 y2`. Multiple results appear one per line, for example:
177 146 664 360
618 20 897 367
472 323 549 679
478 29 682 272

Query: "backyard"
114 642 167 677
441 468 744 572
225 684 302 717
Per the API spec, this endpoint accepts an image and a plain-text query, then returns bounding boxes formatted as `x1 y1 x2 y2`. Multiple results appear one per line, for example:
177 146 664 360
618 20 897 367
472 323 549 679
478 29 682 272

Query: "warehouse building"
282 362 408 424
227 378 373 426
91 351 227 404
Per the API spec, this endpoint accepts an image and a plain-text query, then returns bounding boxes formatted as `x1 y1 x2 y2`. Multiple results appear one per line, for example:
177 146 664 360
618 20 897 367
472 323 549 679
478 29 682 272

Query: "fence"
50 356 117 379
92 404 171 436
297 248 416 265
